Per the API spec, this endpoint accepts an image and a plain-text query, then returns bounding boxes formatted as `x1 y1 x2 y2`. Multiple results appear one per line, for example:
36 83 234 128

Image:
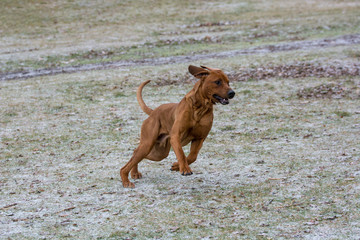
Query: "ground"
1 0 360 239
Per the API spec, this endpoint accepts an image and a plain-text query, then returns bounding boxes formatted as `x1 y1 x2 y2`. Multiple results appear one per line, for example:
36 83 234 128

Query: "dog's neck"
185 80 214 120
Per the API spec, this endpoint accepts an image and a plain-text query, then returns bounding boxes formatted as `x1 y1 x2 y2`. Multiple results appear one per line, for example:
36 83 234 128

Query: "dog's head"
188 65 235 105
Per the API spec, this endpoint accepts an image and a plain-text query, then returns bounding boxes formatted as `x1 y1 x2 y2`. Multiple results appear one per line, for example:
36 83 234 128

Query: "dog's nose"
227 90 235 99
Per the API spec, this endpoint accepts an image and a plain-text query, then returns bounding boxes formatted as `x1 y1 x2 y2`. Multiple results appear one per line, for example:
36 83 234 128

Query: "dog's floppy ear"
200 65 220 71
188 65 209 79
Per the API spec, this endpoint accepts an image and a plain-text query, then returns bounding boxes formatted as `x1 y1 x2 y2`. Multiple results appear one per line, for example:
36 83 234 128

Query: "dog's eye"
215 80 221 86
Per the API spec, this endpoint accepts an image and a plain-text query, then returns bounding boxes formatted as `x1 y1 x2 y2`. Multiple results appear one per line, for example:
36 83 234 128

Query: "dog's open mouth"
213 94 229 105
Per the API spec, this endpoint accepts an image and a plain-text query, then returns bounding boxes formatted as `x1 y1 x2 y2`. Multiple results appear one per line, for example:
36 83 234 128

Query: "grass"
1 54 359 238
1 0 360 73
334 110 352 117
1 0 360 239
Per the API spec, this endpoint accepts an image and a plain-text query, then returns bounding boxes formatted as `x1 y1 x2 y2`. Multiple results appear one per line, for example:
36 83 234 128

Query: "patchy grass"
1 58 360 238
1 0 360 239
1 0 360 73
333 110 352 118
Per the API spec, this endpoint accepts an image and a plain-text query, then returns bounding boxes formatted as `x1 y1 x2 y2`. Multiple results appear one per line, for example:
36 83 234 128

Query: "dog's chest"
189 114 213 138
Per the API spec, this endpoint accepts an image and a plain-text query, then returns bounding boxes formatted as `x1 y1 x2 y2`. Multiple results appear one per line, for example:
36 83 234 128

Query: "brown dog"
120 65 235 188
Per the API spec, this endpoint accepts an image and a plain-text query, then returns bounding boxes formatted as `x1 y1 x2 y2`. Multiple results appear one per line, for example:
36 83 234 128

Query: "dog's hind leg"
131 164 142 180
129 135 170 181
146 134 171 161
120 118 159 188
121 143 154 187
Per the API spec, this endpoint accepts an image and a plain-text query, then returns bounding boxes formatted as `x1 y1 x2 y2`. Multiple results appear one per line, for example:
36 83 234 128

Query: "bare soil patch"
152 61 360 87
297 83 356 99
231 62 360 81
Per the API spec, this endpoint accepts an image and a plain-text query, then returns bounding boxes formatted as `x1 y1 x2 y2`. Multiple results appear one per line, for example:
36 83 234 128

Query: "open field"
1 0 360 239
1 0 360 74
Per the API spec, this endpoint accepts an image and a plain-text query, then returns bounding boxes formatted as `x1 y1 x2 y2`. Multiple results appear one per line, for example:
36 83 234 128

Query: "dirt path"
1 34 359 81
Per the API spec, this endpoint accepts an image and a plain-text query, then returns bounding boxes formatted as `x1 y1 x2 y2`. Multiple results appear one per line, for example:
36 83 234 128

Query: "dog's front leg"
187 138 204 165
171 138 204 171
170 135 192 175
170 132 193 176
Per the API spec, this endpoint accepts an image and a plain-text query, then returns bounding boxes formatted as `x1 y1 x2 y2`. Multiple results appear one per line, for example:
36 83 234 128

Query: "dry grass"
1 0 360 239
1 48 360 238
1 0 360 72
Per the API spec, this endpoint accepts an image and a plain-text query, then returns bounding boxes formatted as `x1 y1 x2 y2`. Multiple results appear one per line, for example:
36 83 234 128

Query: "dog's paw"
181 171 193 176
170 162 179 171
122 181 135 188
131 171 142 179
180 166 193 176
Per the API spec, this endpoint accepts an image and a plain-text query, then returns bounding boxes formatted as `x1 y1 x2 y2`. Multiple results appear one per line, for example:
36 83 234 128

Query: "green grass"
334 110 352 117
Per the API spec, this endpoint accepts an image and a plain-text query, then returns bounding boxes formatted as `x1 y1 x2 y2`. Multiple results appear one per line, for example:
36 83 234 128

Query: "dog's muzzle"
213 90 235 105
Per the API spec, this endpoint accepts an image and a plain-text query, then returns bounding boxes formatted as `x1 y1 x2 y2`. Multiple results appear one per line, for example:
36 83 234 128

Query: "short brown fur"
120 65 235 188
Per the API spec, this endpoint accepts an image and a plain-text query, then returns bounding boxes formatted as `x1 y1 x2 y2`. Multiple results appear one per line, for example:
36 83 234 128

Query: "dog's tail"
137 80 153 115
